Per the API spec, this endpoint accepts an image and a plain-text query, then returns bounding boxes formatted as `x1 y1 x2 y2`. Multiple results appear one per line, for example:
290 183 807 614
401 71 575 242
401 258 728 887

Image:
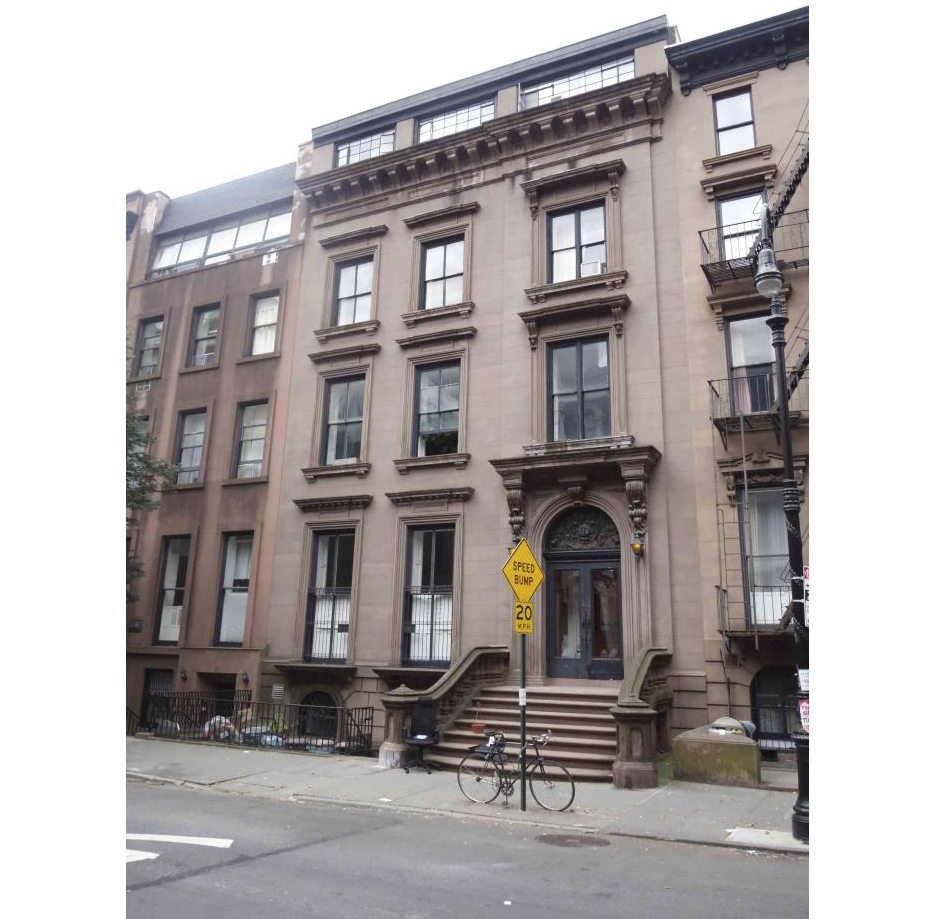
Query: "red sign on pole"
798 698 809 733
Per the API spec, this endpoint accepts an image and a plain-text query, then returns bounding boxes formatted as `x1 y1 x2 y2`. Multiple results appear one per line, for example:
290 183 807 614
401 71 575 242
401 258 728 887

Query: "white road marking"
126 850 159 863
126 834 233 849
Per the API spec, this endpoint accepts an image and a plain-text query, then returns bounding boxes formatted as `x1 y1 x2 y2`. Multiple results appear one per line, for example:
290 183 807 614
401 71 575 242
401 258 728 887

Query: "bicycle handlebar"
485 728 552 747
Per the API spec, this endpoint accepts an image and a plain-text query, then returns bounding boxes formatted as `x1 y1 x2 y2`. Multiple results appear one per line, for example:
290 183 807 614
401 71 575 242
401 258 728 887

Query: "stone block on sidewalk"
672 720 760 788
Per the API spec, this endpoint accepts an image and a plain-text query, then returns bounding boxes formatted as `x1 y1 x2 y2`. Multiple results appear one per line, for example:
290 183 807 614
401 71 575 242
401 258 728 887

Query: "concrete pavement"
127 736 808 855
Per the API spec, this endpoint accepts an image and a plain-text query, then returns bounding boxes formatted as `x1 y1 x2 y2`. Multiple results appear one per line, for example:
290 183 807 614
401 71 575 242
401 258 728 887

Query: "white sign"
798 668 810 692
803 566 809 627
518 688 527 708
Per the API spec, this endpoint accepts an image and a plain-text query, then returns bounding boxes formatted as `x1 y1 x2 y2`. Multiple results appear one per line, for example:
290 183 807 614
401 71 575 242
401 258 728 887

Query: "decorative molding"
308 343 381 364
701 163 777 200
293 494 373 513
314 319 381 344
524 270 628 304
702 144 773 173
702 71 760 95
519 295 630 350
665 7 808 95
385 487 475 505
623 478 648 539
505 482 525 543
521 160 626 218
395 326 477 349
707 284 791 330
301 462 371 483
523 433 635 457
545 506 620 552
318 225 389 249
401 301 474 327
717 450 807 503
393 453 470 474
403 202 480 228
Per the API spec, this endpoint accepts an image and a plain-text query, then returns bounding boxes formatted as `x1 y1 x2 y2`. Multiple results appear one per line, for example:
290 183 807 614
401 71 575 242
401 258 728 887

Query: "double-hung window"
235 402 267 478
155 536 189 644
136 318 163 376
189 306 219 366
250 294 279 355
548 338 610 442
414 362 460 456
334 258 373 326
727 315 774 414
420 236 464 308
548 204 606 283
322 376 364 465
176 410 206 484
305 531 354 661
716 192 764 262
714 89 755 155
739 487 790 627
216 533 253 645
403 525 454 666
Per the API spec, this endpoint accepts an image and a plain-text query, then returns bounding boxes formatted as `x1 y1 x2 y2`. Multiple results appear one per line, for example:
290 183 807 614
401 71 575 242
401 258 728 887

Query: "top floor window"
548 203 606 283
151 205 291 274
714 89 755 156
417 99 495 143
521 56 634 110
336 130 395 167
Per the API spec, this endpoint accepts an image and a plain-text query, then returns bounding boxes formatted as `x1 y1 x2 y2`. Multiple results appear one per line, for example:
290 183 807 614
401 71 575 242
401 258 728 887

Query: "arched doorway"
300 690 339 745
544 506 623 679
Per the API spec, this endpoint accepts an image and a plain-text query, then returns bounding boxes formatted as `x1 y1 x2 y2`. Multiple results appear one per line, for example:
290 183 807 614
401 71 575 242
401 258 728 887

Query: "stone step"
474 694 616 713
432 738 615 768
480 684 620 699
451 717 616 738
424 751 612 782
465 706 614 725
445 728 616 752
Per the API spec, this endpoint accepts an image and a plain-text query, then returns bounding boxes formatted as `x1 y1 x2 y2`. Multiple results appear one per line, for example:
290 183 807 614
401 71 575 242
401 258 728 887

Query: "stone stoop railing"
377 645 510 768
609 645 673 789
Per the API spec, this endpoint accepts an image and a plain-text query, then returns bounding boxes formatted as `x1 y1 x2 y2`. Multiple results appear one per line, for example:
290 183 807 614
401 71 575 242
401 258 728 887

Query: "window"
334 258 373 326
420 236 464 308
740 488 790 626
322 376 364 464
235 402 268 478
417 99 495 143
305 531 354 661
717 192 764 261
714 89 755 155
520 56 634 109
216 533 253 645
336 130 395 167
176 410 206 484
136 318 163 376
548 204 605 283
155 537 189 644
189 306 219 367
727 315 774 414
414 363 460 456
150 205 291 273
250 294 279 355
403 526 454 665
548 338 610 442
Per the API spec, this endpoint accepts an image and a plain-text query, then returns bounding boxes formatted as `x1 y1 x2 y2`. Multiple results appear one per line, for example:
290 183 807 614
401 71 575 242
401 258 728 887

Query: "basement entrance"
544 507 623 680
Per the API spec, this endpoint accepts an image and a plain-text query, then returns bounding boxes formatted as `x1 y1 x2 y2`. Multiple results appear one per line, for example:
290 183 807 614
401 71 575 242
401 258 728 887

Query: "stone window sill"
301 462 371 483
525 270 628 304
167 482 205 492
393 453 470 474
221 476 269 487
314 320 380 344
236 352 280 366
179 363 219 375
523 434 635 457
702 144 773 173
127 373 161 385
401 301 474 327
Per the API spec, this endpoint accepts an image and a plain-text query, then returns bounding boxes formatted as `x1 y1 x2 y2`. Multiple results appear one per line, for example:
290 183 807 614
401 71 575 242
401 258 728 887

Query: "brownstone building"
127 8 808 780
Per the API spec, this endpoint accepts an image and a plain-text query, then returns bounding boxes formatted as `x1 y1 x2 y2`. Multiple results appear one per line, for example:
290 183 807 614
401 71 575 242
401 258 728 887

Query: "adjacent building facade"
127 8 809 768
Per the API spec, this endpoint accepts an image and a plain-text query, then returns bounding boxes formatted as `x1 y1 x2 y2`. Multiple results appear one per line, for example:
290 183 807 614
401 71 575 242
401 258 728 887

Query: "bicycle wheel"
527 759 575 812
457 752 501 804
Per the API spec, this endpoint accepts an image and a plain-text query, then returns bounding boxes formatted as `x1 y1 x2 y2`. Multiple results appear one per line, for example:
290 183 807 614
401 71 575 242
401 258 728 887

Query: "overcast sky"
124 0 803 198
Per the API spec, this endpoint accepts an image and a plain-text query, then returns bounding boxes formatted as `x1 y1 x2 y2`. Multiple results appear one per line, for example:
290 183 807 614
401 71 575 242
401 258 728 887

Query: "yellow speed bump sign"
514 601 534 635
502 538 544 603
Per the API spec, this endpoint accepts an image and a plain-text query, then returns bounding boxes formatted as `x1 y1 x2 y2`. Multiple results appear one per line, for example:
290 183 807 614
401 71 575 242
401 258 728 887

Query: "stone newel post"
378 686 416 768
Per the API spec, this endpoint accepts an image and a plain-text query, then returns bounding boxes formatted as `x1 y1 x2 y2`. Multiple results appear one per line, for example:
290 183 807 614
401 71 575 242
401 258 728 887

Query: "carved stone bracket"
623 478 648 539
505 481 525 544
717 449 807 503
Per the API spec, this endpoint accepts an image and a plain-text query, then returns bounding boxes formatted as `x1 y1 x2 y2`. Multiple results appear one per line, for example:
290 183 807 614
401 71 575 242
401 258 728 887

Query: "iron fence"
752 700 802 751
137 691 373 755
127 708 142 735
699 208 808 289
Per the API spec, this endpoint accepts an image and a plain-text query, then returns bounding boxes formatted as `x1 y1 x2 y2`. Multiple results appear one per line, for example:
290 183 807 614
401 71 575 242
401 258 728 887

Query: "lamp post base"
791 732 809 842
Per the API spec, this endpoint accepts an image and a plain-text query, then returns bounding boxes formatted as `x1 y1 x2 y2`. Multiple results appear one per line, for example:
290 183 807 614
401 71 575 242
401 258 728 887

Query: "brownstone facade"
127 8 809 763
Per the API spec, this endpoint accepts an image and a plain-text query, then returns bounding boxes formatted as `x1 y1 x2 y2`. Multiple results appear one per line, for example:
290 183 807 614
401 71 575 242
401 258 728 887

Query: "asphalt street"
127 780 808 919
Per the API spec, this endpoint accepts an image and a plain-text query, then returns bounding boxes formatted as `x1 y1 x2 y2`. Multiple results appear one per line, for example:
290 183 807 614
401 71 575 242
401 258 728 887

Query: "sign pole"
520 631 527 811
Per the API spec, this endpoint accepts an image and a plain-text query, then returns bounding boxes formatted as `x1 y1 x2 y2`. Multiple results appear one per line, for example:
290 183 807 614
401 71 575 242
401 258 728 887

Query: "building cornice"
297 73 671 211
519 295 630 349
395 326 477 350
308 343 381 364
293 495 374 513
665 7 808 96
318 225 389 248
385 487 475 506
520 159 625 215
403 202 480 228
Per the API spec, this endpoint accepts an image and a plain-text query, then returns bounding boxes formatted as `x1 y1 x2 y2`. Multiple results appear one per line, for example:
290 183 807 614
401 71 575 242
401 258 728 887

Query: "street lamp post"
754 217 809 843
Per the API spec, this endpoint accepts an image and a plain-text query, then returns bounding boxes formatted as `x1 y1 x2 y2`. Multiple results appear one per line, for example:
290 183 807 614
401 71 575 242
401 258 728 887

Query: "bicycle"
457 729 575 812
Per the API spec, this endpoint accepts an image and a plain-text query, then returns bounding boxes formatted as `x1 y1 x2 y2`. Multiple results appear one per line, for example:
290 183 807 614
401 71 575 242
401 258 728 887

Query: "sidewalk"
126 737 808 855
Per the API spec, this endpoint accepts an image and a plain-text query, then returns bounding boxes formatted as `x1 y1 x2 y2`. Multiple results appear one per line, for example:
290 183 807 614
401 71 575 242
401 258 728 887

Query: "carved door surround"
490 444 660 680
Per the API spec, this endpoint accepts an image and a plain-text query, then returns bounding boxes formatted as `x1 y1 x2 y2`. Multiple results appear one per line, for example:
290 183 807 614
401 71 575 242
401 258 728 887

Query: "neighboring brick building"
128 8 808 777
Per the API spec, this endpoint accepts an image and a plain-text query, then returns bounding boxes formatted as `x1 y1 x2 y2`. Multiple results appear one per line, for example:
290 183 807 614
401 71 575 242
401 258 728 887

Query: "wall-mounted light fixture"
630 534 645 556
179 670 188 681
240 670 250 684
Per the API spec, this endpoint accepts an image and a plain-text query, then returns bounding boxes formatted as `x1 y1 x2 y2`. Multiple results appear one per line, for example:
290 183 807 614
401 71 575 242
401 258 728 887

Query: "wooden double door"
545 556 623 680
